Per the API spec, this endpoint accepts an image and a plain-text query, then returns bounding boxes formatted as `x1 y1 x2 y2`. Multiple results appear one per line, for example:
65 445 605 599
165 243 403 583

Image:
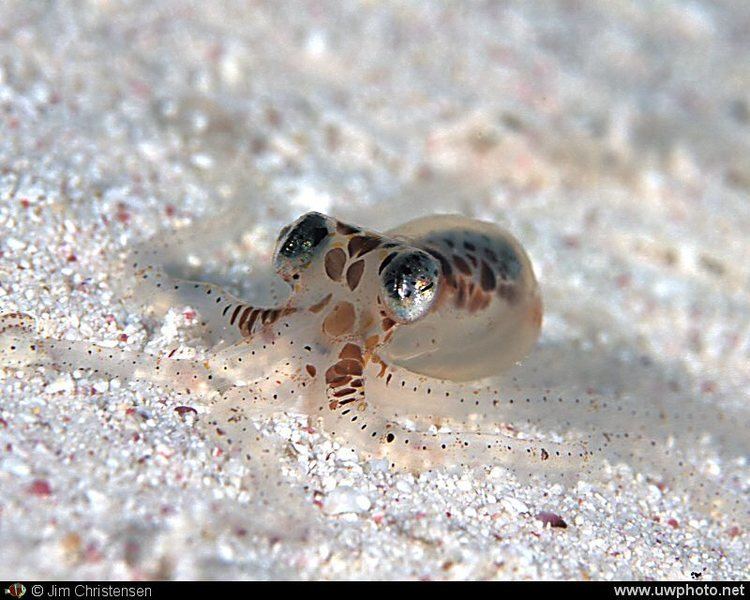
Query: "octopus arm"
208 381 304 482
204 312 322 384
125 251 292 349
317 341 590 483
205 367 318 533
369 355 749 521
0 312 224 396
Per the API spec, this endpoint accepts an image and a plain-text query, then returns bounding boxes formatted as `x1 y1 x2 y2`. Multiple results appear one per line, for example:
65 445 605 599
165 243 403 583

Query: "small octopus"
1 212 747 519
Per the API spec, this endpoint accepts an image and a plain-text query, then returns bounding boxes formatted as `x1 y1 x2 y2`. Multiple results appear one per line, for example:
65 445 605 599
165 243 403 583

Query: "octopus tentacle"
126 260 294 349
204 381 312 537
368 357 749 519
0 312 224 396
318 340 589 483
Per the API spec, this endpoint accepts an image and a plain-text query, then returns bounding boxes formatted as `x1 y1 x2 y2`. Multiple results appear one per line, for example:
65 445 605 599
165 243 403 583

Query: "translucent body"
383 215 543 381
1 212 747 525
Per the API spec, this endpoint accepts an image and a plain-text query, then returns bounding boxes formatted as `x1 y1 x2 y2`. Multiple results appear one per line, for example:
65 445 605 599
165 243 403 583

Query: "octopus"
1 212 747 522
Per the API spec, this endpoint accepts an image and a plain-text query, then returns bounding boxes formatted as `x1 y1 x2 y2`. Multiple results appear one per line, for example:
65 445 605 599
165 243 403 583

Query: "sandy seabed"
0 0 748 580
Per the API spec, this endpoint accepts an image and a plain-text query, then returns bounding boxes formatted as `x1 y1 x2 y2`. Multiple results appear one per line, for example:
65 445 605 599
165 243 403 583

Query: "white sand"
0 0 748 580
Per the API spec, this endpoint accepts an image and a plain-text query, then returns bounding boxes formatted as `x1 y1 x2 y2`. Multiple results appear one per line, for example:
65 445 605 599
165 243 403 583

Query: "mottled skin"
1 213 747 522
382 214 542 380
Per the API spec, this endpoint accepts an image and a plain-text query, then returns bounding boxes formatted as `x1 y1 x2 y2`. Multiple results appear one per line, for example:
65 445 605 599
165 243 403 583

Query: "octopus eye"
380 250 441 323
273 212 333 280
